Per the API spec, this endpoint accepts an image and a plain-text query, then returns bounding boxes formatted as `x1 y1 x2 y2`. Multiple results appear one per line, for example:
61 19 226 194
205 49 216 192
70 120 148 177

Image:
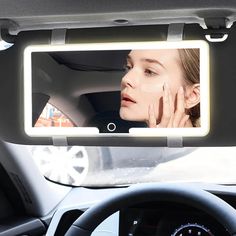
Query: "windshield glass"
28 146 236 187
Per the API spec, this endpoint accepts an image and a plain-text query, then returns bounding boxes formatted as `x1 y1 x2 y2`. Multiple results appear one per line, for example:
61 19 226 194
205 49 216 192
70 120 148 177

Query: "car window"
29 145 236 187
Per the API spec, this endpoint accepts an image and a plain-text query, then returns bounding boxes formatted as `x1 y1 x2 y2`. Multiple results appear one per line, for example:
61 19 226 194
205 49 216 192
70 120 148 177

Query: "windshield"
28 146 236 187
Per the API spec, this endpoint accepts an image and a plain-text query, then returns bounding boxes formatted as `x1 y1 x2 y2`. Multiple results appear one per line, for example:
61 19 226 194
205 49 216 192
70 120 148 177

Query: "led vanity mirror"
24 40 209 138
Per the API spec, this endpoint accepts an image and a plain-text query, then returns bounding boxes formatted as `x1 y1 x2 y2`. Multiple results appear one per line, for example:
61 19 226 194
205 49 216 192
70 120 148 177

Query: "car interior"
1 1 236 235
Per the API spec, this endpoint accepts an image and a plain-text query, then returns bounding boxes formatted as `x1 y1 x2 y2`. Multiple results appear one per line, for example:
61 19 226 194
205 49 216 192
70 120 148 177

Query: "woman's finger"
167 84 175 127
168 83 175 114
158 83 172 127
179 114 190 127
148 104 157 128
172 86 186 127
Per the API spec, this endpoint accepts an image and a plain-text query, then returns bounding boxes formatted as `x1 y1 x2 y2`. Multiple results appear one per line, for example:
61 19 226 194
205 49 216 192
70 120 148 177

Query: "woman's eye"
124 65 132 72
145 69 157 77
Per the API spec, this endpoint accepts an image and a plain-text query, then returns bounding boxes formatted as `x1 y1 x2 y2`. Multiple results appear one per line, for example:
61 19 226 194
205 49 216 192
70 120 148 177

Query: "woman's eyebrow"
126 55 166 69
141 58 166 69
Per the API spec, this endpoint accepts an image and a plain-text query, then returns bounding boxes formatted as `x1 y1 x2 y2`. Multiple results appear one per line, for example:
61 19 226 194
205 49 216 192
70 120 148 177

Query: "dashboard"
45 184 236 236
119 202 227 235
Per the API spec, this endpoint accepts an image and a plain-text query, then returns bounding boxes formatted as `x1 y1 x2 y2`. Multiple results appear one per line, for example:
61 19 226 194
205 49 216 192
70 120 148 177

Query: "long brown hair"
178 49 200 127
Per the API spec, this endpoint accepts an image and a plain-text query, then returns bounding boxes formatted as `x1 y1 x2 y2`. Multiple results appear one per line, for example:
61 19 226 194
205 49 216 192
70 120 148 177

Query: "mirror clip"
167 137 183 148
52 136 68 146
167 23 184 41
51 29 67 45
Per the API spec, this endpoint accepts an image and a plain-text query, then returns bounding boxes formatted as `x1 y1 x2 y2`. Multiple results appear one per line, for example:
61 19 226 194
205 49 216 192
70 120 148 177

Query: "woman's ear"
185 84 200 109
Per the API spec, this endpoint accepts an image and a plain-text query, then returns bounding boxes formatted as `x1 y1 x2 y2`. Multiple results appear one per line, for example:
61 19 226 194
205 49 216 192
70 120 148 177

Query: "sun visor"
0 24 234 146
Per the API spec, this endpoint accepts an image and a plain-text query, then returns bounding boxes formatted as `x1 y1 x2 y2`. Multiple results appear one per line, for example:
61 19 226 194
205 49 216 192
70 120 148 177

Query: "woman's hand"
148 83 190 128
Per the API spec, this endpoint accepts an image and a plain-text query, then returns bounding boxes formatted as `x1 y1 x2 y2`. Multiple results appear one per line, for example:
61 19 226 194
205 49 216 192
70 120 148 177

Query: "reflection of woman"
120 49 200 128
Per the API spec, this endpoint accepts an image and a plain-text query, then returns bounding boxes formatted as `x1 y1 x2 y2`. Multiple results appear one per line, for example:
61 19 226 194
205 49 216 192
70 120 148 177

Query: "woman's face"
120 49 185 123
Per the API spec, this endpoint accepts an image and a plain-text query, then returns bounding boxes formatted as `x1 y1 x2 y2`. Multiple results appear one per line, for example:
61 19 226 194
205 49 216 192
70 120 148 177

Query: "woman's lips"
121 94 136 107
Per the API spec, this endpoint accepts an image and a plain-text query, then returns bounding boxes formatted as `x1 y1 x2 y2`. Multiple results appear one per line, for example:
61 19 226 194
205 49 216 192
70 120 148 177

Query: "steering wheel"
65 183 236 236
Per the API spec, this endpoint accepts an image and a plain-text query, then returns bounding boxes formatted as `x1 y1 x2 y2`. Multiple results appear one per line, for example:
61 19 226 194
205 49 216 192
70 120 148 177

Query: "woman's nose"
121 70 139 88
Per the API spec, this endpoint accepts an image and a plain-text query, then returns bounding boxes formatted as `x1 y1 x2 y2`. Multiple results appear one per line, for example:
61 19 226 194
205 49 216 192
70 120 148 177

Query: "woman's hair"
178 49 200 127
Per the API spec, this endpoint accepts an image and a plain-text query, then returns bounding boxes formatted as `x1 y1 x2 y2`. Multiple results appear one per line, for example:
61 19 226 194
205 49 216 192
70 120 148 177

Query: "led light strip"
24 40 210 137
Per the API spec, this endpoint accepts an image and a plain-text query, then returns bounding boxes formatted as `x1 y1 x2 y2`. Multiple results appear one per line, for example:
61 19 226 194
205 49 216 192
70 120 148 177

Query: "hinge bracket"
204 17 230 41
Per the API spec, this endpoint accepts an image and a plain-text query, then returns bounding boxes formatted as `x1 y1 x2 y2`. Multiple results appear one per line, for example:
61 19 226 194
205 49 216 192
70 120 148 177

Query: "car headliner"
0 0 235 34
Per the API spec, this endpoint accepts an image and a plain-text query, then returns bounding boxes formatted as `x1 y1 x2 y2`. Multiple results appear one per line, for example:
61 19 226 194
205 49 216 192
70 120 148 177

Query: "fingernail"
165 83 171 95
179 86 184 94
151 104 154 111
